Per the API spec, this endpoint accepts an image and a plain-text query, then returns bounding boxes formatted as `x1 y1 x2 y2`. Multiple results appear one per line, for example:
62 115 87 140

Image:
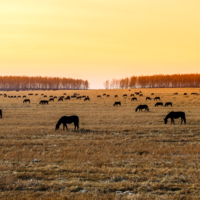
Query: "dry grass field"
0 88 200 199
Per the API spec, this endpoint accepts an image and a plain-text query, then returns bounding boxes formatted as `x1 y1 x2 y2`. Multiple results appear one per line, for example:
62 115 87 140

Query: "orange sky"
0 0 200 88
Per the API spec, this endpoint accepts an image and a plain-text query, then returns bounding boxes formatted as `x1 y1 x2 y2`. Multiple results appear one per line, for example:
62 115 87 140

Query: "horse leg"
65 124 68 130
63 124 65 130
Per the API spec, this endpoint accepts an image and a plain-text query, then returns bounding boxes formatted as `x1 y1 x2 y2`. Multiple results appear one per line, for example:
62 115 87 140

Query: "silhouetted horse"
131 97 137 101
164 111 186 124
65 96 70 100
135 92 140 95
18 96 21 98
135 105 149 112
84 97 90 101
107 95 110 97
115 95 118 98
113 102 121 106
28 93 33 95
146 97 151 100
123 94 127 97
44 95 47 98
39 100 49 105
165 102 172 107
54 96 57 99
191 93 198 95
155 102 163 107
49 98 54 102
63 93 66 95
184 93 187 95
174 93 178 95
103 94 106 96
55 115 79 130
97 95 101 98
58 98 63 102
23 95 26 98
0 109 2 118
139 94 143 96
130 94 134 97
154 97 160 101
76 96 81 99
23 99 30 103
50 95 53 97
35 94 38 96
151 93 154 95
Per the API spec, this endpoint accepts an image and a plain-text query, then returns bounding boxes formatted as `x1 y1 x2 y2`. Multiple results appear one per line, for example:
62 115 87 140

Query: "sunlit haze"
1 0 200 89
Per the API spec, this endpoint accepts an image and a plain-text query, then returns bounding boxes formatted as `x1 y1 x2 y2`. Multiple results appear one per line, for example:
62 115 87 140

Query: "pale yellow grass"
0 88 200 199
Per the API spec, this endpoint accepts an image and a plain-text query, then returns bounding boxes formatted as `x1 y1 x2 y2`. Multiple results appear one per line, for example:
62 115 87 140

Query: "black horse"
154 97 160 100
0 109 2 118
146 97 151 100
135 105 149 112
131 97 137 101
164 111 186 124
49 98 54 102
39 100 49 105
165 102 172 107
23 99 30 103
55 115 79 130
113 102 121 106
84 97 90 101
155 102 163 107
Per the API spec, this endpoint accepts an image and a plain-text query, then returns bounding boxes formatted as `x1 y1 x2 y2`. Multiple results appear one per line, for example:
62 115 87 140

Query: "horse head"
164 118 167 124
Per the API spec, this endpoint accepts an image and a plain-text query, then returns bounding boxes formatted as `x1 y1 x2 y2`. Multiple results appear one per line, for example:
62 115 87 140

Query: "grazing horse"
65 96 70 100
135 92 140 95
164 111 186 124
146 97 151 100
84 97 90 101
131 97 137 101
97 95 101 98
0 109 2 118
58 98 63 102
165 102 172 107
23 99 30 103
191 93 197 95
151 93 154 95
135 105 149 112
28 93 33 95
130 94 134 97
76 96 82 99
39 100 49 105
184 93 187 95
44 95 47 98
103 94 106 96
155 102 163 107
63 93 66 95
107 95 110 97
55 115 79 130
23 95 26 98
154 97 160 101
115 95 118 98
54 96 57 99
113 102 121 106
49 98 54 102
174 93 178 95
139 94 143 96
123 94 127 97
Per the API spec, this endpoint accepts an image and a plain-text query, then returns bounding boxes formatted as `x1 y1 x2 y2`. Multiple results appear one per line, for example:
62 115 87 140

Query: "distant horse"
39 100 49 105
146 97 151 100
50 95 53 98
65 96 70 100
23 95 26 98
35 94 38 96
44 95 47 98
49 98 54 102
174 93 178 95
135 105 149 112
155 102 163 107
103 94 106 96
139 94 143 96
123 94 127 97
107 95 110 97
18 96 21 98
0 109 2 118
23 99 30 103
76 96 81 99
154 97 160 101
165 102 172 107
191 93 198 95
71 95 76 98
58 98 63 102
164 111 186 124
84 97 90 101
130 94 134 97
183 93 187 95
55 115 79 130
131 97 137 101
151 93 154 95
135 92 140 95
54 96 57 99
115 95 118 98
113 102 121 106
63 93 66 95
28 93 33 95
97 95 101 98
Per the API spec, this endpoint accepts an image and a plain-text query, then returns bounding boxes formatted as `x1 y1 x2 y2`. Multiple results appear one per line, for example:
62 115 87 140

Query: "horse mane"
55 118 62 130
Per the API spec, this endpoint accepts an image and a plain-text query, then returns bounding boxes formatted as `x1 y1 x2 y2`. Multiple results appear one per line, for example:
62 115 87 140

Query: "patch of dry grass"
0 88 200 199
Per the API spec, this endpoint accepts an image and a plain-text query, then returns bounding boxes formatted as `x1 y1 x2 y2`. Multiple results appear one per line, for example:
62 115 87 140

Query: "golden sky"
0 0 200 88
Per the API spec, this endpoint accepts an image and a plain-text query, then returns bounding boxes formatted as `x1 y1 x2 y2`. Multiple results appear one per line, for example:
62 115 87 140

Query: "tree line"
104 74 200 89
0 76 89 90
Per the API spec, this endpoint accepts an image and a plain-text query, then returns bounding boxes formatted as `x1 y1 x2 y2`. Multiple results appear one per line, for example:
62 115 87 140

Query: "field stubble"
0 88 200 199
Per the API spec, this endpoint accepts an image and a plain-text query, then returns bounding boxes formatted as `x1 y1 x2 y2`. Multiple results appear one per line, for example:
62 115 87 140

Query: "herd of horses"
0 90 191 130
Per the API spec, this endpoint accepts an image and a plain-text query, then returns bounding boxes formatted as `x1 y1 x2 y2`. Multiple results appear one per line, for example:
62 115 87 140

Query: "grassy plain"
0 88 200 199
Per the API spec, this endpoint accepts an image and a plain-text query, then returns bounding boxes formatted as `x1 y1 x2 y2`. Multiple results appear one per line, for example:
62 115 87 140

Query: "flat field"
0 88 200 199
